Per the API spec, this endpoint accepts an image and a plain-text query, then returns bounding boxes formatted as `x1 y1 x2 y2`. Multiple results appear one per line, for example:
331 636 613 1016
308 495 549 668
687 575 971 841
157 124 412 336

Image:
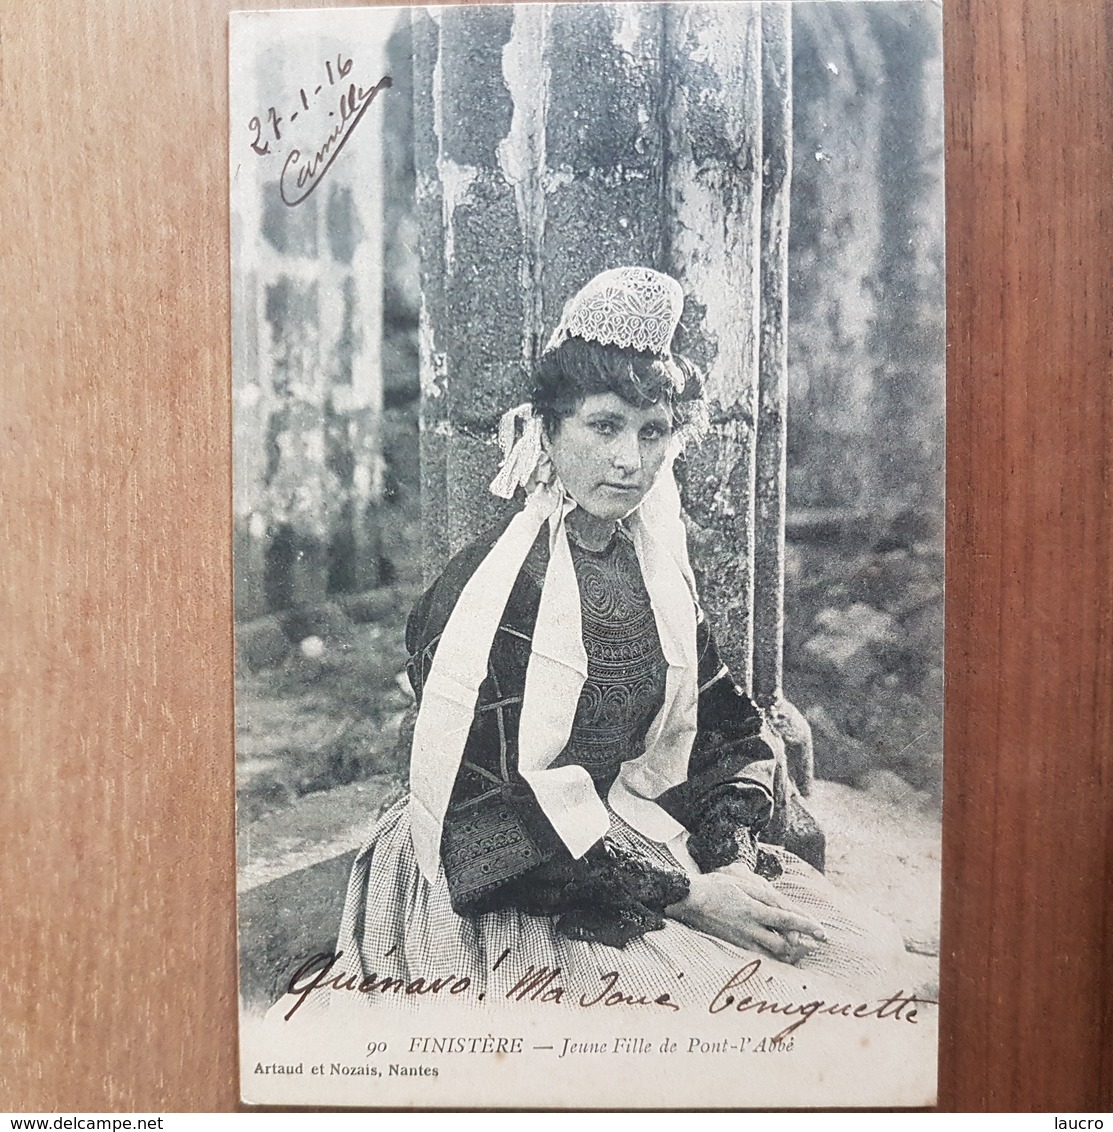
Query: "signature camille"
279 75 392 206
281 949 936 1044
245 54 392 207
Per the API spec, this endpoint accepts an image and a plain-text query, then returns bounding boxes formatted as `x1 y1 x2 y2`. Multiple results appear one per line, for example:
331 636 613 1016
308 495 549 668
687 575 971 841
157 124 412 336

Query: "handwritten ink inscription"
245 53 391 207
281 949 937 1046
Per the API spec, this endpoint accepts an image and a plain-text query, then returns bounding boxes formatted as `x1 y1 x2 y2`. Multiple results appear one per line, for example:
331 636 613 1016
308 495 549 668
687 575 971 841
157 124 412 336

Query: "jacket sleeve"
657 614 782 873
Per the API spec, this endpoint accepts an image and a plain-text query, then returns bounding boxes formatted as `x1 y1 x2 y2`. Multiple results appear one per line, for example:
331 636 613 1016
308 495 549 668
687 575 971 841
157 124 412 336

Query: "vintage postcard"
231 1 944 1108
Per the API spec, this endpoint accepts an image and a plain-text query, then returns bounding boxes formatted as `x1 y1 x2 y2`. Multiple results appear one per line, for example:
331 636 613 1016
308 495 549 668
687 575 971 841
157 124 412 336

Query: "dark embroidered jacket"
404 513 780 948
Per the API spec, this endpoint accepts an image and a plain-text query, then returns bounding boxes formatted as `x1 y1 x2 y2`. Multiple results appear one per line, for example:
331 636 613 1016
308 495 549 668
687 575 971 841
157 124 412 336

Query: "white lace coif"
545 266 684 359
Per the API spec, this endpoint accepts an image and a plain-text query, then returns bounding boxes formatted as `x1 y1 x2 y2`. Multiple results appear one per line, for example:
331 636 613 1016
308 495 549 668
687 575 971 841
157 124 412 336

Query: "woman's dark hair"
530 337 706 440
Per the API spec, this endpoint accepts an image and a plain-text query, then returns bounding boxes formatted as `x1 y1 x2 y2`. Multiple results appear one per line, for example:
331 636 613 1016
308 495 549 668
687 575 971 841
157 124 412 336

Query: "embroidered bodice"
525 528 669 791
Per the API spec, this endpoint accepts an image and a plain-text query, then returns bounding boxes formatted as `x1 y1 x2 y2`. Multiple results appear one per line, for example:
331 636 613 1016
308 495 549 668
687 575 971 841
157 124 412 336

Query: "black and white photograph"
230 0 945 1108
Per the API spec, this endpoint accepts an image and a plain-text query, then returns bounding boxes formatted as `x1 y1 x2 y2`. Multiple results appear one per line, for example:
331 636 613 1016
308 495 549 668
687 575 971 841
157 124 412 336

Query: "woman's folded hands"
666 862 827 964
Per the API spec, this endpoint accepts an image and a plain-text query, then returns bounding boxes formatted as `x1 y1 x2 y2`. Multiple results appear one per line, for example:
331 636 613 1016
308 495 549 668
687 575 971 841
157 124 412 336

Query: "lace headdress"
410 268 702 880
545 266 686 368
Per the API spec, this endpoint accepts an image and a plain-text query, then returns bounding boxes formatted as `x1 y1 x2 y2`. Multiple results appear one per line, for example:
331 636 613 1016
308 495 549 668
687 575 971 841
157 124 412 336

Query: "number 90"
366 1041 387 1057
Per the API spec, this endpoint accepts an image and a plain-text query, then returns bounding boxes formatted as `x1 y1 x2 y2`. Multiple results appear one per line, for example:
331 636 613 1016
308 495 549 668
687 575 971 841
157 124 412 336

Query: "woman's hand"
666 869 826 964
716 859 797 907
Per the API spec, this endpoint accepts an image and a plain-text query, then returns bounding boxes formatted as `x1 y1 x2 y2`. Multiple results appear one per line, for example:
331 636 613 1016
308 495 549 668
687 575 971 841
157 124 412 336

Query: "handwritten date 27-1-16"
247 53 355 155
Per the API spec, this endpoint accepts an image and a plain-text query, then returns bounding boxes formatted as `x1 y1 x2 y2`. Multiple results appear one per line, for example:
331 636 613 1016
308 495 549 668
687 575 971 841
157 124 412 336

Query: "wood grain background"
2 0 1110 1112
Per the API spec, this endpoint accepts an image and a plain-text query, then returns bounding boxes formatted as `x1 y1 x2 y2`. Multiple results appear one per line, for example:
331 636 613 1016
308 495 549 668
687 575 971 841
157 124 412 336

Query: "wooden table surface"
3 0 1111 1112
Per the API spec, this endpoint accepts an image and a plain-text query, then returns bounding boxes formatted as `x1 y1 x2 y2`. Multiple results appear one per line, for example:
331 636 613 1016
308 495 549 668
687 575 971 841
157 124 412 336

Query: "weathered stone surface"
681 416 758 686
414 6 529 571
437 7 515 167
410 4 795 701
446 434 515 552
413 11 450 581
443 185 530 428
435 9 522 438
753 4 792 705
418 425 449 584
664 3 764 688
543 3 664 325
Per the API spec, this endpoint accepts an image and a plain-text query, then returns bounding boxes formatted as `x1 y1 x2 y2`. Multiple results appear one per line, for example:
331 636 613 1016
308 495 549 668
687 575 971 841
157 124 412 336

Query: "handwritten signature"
280 76 392 206
282 949 937 1042
246 54 392 207
708 959 935 1042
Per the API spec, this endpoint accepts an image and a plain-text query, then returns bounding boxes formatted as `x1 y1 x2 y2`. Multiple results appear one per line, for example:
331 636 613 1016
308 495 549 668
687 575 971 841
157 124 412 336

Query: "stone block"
278 602 356 646
339 588 408 626
436 6 515 167
237 616 292 672
446 434 513 553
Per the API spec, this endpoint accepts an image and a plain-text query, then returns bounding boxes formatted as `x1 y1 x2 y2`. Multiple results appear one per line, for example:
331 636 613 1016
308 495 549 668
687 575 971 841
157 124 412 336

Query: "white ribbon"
408 483 562 879
488 404 547 500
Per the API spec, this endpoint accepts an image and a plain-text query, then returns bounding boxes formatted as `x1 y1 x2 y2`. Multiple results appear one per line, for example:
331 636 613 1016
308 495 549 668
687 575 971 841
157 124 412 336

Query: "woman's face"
546 392 674 523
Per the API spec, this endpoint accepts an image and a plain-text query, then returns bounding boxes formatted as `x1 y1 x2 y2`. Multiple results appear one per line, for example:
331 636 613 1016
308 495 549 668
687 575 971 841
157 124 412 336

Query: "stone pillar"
663 2 765 690
754 3 791 707
541 4 666 324
413 3 791 698
413 6 529 580
412 10 450 584
754 5 816 807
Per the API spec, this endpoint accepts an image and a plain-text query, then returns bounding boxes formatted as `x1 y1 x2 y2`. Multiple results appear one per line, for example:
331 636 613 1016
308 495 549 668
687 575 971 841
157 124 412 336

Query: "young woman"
321 267 903 1012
